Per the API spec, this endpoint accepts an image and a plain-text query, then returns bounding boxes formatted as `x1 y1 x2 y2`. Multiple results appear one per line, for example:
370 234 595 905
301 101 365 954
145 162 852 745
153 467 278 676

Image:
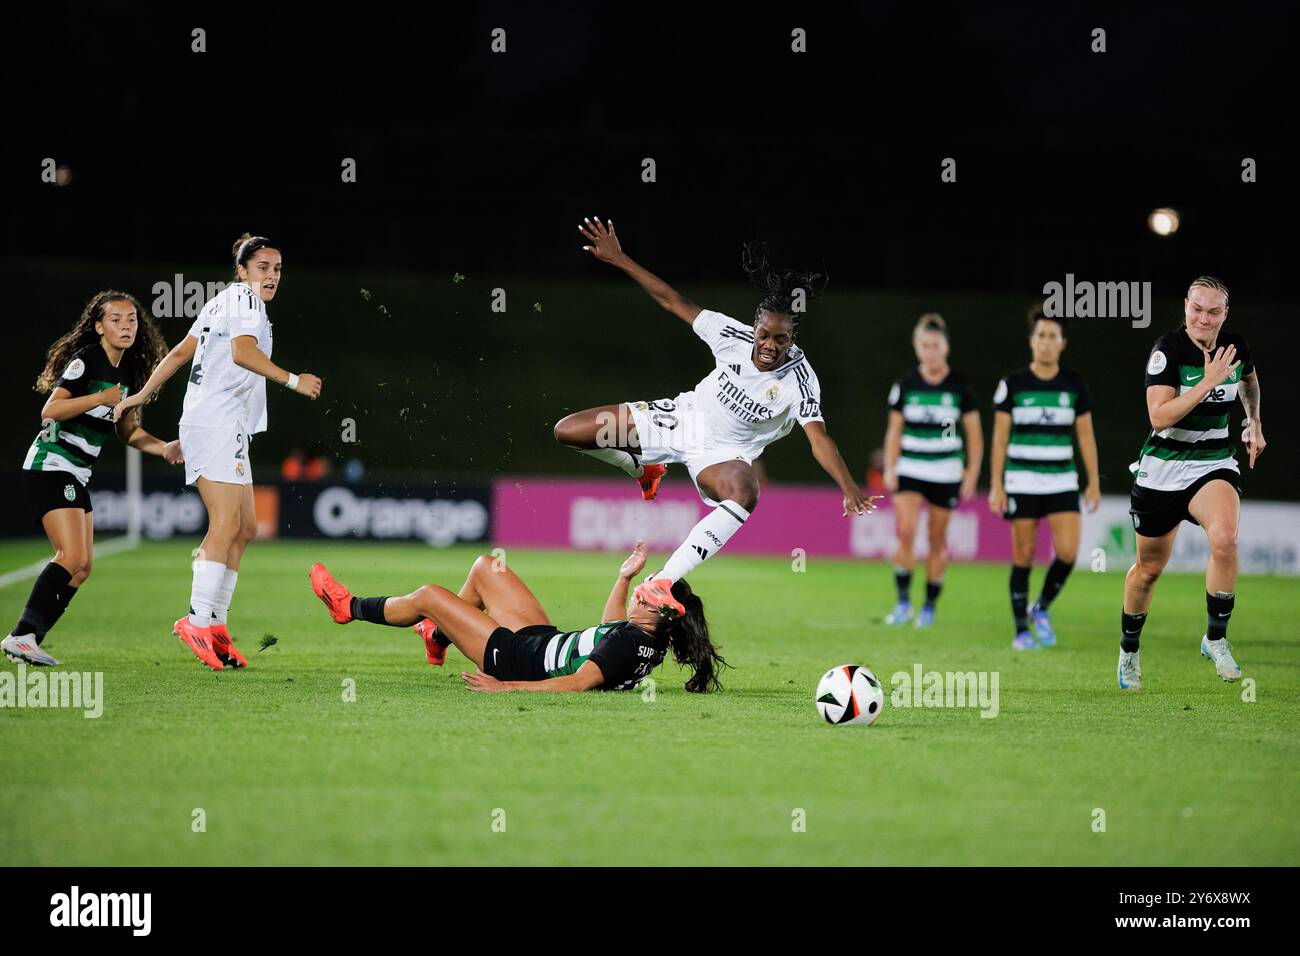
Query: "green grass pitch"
1 537 1297 866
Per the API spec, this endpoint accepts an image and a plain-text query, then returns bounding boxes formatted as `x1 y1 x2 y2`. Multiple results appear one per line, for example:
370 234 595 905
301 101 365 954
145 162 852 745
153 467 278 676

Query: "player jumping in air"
988 305 1100 650
115 235 323 670
5 291 183 666
882 313 983 627
310 541 727 693
553 217 874 613
1117 276 1263 690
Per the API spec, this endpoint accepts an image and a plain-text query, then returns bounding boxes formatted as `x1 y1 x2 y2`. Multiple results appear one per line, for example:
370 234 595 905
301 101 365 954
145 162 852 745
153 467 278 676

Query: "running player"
309 541 727 693
4 291 182 666
554 217 874 607
1118 276 1263 690
988 305 1100 650
882 313 982 627
114 235 323 670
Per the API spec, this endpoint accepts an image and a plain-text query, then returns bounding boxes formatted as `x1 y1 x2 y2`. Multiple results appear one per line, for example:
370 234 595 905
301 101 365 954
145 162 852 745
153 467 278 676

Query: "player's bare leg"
657 459 758 583
1189 479 1242 679
416 554 553 664
2 507 90 666
1117 526 1177 690
553 403 666 498
1029 511 1080 647
916 504 951 627
886 491 922 624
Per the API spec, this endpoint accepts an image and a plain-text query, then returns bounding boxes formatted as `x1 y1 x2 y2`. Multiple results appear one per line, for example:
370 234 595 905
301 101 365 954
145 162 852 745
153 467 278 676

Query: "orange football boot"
310 563 354 623
210 624 248 668
414 618 446 666
638 463 667 500
174 617 224 670
632 577 685 618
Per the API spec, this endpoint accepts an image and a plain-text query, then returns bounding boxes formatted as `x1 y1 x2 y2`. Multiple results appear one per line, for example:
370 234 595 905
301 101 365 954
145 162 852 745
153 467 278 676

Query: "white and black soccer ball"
815 664 884 726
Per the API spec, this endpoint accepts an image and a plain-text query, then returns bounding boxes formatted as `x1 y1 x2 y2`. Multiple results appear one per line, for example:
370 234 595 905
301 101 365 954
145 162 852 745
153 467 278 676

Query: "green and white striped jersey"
23 344 128 485
544 621 668 691
994 365 1092 495
1130 327 1253 492
887 368 977 484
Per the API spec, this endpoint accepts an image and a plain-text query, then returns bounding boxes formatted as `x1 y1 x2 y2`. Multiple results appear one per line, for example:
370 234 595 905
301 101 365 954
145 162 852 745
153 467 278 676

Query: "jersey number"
649 399 679 430
189 332 209 385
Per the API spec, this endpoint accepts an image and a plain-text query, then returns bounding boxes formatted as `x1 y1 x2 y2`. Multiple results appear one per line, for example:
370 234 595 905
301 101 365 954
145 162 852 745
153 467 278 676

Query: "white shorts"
179 424 253 486
626 393 756 505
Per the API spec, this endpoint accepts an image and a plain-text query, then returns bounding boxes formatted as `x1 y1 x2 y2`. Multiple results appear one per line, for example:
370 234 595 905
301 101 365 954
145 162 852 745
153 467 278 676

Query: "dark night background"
3 3 1296 496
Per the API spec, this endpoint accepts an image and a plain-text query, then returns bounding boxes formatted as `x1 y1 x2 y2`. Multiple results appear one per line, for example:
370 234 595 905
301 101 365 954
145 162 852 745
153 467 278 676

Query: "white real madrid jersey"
687 309 824 451
180 282 273 434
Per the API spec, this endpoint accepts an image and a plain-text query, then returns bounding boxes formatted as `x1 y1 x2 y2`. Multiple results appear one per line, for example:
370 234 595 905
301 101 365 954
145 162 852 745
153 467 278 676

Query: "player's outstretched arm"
882 410 904 493
960 410 983 502
463 661 605 693
1074 412 1101 512
113 407 183 464
578 216 701 325
602 540 647 623
803 421 878 516
111 334 198 423
1238 370 1265 468
231 335 323 399
988 411 1011 514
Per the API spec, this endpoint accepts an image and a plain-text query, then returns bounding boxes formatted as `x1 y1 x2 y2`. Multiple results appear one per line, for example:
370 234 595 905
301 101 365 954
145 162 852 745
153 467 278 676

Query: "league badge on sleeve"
63 357 85 380
1146 350 1167 375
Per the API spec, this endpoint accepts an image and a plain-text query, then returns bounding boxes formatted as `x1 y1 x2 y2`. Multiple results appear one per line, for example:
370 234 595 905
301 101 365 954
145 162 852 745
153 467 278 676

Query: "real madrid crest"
765 383 780 402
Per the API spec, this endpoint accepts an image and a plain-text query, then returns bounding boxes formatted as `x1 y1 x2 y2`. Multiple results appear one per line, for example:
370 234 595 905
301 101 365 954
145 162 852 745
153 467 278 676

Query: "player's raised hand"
578 216 624 264
1242 417 1266 468
842 487 881 517
295 373 323 399
620 539 648 579
1202 344 1239 390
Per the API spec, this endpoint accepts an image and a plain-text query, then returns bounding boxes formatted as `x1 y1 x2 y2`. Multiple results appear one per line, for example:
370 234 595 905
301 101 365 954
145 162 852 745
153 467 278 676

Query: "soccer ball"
815 664 884 726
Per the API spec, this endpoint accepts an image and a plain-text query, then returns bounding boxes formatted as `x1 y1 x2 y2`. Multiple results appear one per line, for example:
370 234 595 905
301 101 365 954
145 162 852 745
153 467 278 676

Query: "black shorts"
482 624 562 681
1130 468 1241 539
1003 489 1079 521
896 475 960 509
24 470 93 523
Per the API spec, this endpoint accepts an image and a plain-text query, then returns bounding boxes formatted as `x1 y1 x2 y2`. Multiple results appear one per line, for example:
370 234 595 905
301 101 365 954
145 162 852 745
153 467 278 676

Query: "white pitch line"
0 535 139 590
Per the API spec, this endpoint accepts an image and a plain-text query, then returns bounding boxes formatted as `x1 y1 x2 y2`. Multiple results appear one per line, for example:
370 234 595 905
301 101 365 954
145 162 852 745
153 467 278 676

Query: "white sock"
188 560 228 628
578 446 643 478
211 569 238 625
660 500 750 582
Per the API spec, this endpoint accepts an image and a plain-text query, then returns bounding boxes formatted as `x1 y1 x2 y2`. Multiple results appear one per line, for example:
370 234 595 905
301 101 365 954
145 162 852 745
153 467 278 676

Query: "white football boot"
2 633 61 666
1117 648 1142 690
1200 635 1241 681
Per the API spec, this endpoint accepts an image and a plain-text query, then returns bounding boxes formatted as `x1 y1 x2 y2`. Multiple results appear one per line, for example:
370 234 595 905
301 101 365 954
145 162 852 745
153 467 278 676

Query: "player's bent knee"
1207 527 1238 557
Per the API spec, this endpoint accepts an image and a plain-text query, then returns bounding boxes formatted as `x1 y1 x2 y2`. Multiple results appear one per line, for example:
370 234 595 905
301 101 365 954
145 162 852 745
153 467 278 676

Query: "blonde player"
115 235 322 669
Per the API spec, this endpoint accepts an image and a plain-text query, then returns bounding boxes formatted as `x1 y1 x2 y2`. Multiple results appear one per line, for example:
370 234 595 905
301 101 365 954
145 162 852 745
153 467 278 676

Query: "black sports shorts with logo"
1129 468 1241 538
24 470 93 523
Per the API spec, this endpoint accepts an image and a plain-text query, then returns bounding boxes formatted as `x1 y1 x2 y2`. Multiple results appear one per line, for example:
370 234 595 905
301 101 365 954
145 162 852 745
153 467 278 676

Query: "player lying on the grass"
310 541 727 692
5 291 183 667
1118 276 1264 690
988 305 1100 651
554 217 877 607
115 235 323 671
882 313 982 628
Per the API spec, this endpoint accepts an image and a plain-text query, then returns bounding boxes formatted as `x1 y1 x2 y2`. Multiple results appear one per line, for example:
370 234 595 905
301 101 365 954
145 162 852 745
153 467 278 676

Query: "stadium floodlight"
1148 207 1180 236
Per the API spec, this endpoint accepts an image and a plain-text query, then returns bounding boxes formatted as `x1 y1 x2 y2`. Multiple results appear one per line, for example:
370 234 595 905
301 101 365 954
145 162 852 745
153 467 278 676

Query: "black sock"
924 580 942 607
1206 591 1235 641
1120 610 1147 653
893 566 912 603
13 563 72 645
39 583 80 646
1037 558 1074 610
350 596 394 625
1010 565 1031 634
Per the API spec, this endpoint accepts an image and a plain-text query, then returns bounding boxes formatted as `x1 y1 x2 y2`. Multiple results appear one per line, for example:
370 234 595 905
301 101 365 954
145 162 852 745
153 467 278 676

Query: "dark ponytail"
665 580 728 693
740 240 827 330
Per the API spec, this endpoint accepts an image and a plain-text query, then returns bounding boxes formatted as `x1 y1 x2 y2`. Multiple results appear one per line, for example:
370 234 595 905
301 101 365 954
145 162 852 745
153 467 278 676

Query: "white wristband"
285 373 300 391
